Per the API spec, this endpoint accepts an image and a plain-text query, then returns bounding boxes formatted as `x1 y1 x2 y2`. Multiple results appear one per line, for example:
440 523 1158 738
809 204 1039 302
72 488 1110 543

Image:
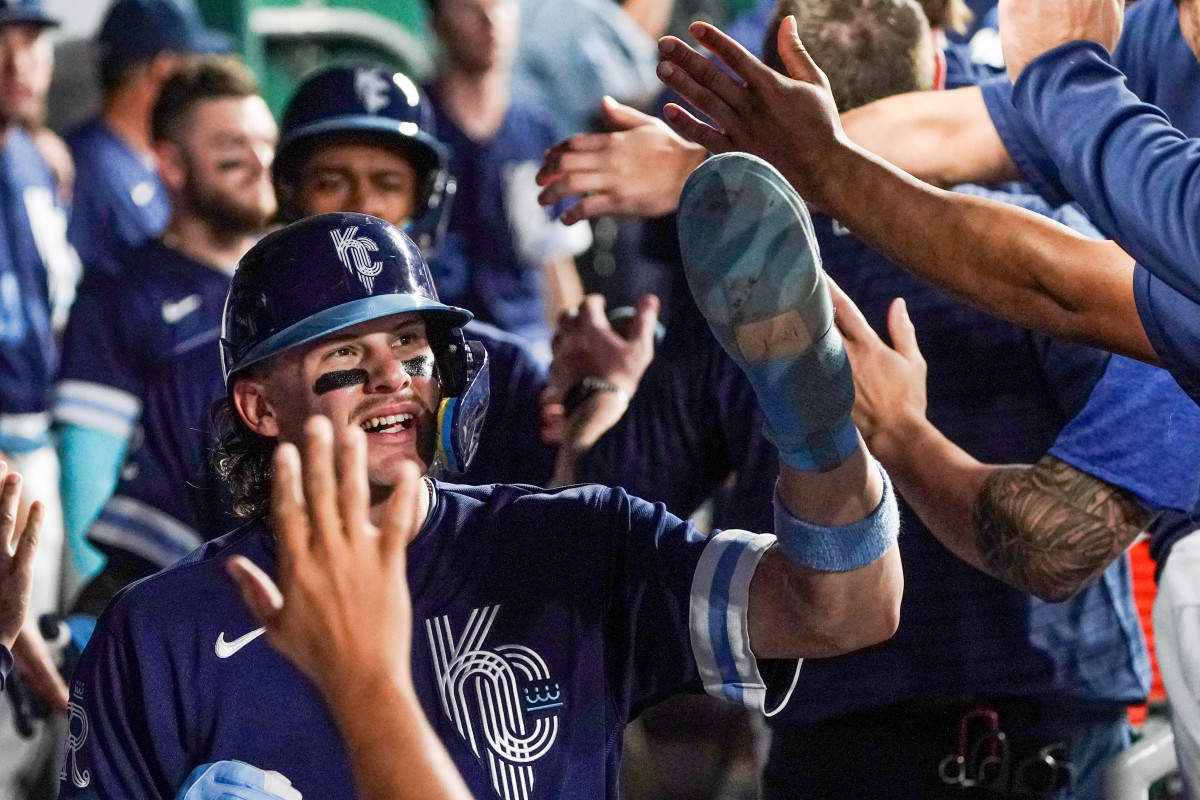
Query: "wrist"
866 412 935 474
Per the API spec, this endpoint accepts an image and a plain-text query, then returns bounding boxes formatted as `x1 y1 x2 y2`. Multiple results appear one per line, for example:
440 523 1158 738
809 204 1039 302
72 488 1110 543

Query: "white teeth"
361 413 414 432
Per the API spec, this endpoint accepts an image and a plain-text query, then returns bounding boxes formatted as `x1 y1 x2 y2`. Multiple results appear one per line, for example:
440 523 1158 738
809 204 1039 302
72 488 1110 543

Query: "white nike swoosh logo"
162 294 202 324
215 627 267 659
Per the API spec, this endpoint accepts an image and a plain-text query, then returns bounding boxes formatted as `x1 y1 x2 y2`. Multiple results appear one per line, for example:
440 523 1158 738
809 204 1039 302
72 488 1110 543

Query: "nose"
364 346 412 394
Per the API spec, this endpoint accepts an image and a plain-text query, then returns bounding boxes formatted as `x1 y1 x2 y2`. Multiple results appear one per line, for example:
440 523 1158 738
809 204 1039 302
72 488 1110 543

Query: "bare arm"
841 87 1020 188
749 443 903 659
830 280 1151 603
654 18 1159 366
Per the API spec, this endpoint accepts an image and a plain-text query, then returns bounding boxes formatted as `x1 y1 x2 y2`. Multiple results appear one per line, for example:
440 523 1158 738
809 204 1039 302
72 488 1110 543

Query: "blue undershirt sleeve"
58 423 127 578
1013 41 1200 307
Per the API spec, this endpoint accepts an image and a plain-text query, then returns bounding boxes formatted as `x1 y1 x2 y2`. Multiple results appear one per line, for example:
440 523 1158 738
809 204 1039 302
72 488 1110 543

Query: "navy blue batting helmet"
221 212 488 475
274 65 454 254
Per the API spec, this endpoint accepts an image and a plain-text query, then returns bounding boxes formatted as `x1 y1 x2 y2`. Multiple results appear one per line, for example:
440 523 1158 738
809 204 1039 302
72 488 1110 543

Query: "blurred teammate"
423 0 591 360
61 203 900 798
272 64 553 486
55 56 276 614
0 1 79 793
67 0 230 278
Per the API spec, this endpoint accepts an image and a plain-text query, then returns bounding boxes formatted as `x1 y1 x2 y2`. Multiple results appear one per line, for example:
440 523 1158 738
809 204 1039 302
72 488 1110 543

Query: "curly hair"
210 394 275 521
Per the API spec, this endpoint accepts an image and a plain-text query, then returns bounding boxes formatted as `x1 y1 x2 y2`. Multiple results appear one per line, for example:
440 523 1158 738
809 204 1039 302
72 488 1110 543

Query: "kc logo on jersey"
331 227 384 292
355 68 391 115
426 605 563 800
62 683 91 789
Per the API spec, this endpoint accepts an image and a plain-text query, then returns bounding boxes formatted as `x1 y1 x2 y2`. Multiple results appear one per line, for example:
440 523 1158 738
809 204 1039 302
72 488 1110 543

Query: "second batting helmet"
274 65 455 254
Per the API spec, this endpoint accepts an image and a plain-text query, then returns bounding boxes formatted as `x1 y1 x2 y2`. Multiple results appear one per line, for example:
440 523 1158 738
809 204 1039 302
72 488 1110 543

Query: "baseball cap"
98 0 230 67
0 0 60 28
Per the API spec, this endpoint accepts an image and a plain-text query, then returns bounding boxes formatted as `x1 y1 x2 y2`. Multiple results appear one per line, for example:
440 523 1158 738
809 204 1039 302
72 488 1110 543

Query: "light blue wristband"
772 463 899 572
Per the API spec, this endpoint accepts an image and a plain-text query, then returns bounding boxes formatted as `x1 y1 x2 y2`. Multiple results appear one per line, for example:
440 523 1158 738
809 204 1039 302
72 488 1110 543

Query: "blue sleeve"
1134 264 1200 403
58 423 122 578
59 598 181 799
608 490 798 720
1013 41 1200 307
53 276 144 439
978 77 1072 207
1048 354 1200 512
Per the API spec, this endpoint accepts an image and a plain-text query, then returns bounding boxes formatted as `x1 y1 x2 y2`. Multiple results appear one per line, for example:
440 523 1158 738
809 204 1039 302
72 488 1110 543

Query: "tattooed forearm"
973 455 1153 602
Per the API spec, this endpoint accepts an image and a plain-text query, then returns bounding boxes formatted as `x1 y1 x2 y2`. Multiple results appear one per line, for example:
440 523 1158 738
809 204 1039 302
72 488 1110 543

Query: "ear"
154 140 187 195
232 378 281 438
147 52 183 87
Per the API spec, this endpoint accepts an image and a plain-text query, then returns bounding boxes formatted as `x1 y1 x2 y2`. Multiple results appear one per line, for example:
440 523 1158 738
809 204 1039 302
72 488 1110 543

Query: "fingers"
627 295 661 347
335 425 370 546
662 104 731 155
13 501 42 577
300 416 342 552
655 53 740 136
226 556 284 629
687 21 775 89
269 442 309 574
379 460 423 561
828 276 876 345
579 294 609 328
776 15 824 85
561 193 625 225
538 137 609 185
1 470 20 556
601 95 657 130
538 171 611 207
887 298 923 362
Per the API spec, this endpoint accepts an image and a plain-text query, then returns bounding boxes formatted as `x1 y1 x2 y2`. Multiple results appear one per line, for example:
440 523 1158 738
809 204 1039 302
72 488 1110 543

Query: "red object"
1128 539 1164 725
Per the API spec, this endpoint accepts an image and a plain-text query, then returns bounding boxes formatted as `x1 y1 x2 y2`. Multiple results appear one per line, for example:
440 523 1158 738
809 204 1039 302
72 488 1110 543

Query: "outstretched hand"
0 463 42 651
999 0 1125 82
828 280 929 465
655 16 850 211
537 97 707 223
228 418 425 691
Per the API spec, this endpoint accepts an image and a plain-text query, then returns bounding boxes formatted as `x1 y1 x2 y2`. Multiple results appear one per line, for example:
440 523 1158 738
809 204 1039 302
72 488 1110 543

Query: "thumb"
227 556 284 629
887 298 922 362
627 294 661 347
602 96 657 131
827 275 874 344
778 15 823 84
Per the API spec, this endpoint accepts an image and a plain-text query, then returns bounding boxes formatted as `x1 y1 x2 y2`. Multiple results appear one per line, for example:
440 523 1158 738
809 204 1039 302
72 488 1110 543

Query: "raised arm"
653 18 1158 366
829 281 1152 603
841 86 1020 188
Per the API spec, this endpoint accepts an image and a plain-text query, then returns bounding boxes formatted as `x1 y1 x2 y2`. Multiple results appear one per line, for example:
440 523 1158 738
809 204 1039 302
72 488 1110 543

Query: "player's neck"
368 478 433 542
162 214 255 274
435 68 509 141
103 91 155 158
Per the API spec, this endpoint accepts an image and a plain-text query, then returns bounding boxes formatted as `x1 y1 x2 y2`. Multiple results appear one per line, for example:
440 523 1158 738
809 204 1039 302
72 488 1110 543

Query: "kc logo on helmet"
331 227 384 292
354 68 391 115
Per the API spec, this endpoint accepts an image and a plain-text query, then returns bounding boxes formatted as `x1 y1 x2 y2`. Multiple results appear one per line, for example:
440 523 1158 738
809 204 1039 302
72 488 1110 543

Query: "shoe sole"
677 153 829 365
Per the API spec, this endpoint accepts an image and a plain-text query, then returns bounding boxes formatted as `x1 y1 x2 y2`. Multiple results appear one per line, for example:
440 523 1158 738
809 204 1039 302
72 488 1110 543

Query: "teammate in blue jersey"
55 56 276 613
423 0 591 361
0 1 80 791
61 199 901 799
832 0 1200 400
273 64 555 486
66 0 230 278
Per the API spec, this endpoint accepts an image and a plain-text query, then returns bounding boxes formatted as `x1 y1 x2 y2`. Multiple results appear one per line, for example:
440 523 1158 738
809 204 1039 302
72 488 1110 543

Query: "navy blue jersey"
583 207 1160 724
425 89 586 352
461 320 555 486
0 129 77 421
67 120 169 277
979 0 1200 400
61 483 794 800
53 240 231 568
